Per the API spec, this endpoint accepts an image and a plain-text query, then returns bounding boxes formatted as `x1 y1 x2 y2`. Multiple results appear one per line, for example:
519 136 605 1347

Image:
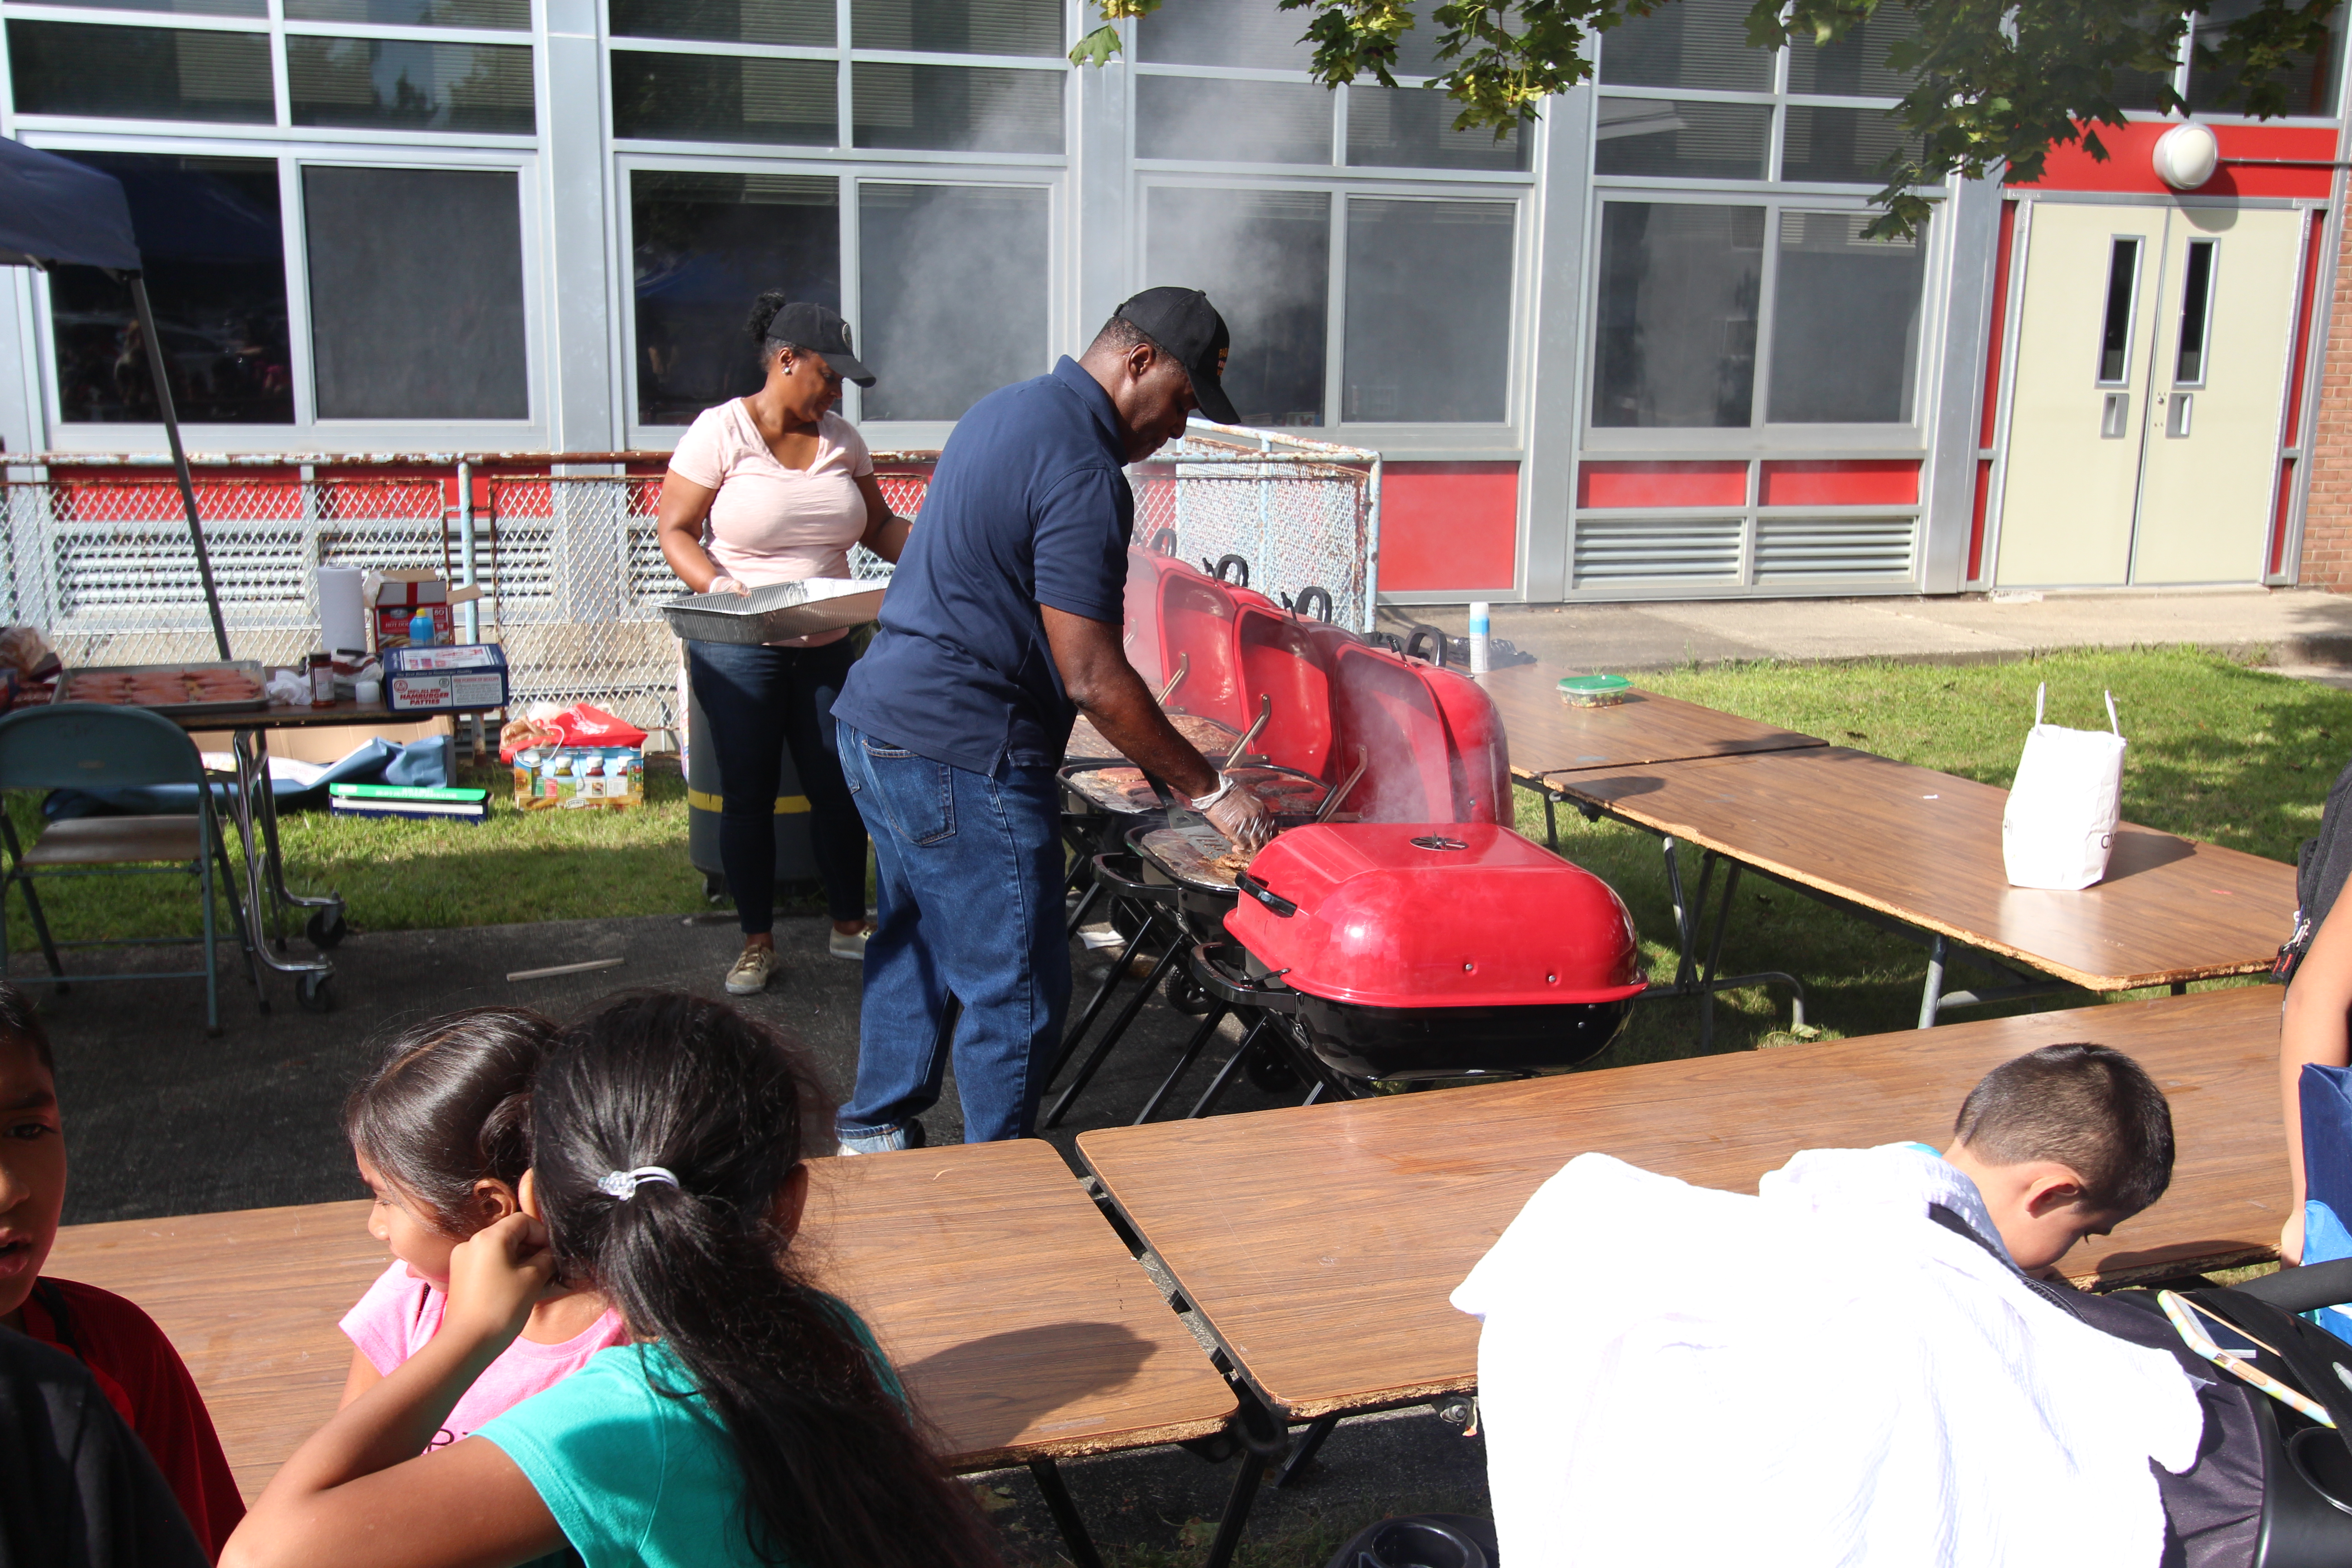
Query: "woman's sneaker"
828 924 873 961
725 945 779 995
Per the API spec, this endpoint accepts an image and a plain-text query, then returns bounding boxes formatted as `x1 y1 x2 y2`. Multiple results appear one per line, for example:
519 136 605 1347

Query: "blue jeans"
834 720 1068 1147
686 637 867 931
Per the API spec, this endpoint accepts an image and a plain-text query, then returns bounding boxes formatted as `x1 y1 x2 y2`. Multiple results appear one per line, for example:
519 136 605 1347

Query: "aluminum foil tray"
54 660 270 718
659 578 885 646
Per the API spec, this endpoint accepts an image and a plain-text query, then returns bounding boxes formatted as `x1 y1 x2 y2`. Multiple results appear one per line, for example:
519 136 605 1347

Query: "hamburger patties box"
382 643 510 713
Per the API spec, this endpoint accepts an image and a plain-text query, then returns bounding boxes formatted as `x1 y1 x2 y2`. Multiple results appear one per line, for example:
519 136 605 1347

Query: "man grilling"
830 287 1276 1152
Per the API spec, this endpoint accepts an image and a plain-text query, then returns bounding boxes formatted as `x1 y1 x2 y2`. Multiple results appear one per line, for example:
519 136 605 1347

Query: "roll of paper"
319 565 368 655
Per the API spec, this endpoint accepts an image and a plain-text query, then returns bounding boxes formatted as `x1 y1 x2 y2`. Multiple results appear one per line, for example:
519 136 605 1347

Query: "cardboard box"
383 643 509 713
513 746 644 812
369 570 481 652
374 603 454 651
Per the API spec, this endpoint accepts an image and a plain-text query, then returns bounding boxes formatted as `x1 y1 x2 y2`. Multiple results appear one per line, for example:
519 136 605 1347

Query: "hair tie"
597 1166 680 1200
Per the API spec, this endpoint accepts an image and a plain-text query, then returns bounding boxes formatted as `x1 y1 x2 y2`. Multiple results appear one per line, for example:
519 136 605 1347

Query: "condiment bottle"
408 608 436 647
307 652 334 707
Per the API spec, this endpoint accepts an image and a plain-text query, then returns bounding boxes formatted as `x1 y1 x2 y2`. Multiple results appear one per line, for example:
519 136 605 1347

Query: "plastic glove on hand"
706 575 750 597
1205 779 1276 854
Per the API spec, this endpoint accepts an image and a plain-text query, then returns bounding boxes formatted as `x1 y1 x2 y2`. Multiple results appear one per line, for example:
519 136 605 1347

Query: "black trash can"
684 675 817 897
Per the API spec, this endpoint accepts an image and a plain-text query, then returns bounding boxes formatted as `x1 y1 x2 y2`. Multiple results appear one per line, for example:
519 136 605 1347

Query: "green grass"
1522 645 2342 1067
2 647 2339 1060
0 755 725 953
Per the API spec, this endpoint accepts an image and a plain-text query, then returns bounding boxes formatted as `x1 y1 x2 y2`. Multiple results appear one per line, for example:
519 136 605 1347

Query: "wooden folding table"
1079 984 2289 1480
44 1139 1235 1568
1551 745 2293 1027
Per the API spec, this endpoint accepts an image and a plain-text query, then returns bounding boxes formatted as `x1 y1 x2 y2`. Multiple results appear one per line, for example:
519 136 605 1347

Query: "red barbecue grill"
1192 821 1646 1092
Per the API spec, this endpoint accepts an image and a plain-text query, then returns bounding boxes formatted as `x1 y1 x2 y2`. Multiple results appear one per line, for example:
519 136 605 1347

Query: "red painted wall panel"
2014 121 2337 199
1575 461 1747 509
1380 462 1519 592
1757 459 1920 506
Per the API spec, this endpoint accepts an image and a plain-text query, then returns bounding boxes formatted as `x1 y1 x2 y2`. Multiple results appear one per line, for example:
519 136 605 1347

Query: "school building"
4 0 2351 603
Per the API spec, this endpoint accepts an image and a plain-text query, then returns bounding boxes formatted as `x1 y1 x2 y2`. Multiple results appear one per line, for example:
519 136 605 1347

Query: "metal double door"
1996 199 2305 587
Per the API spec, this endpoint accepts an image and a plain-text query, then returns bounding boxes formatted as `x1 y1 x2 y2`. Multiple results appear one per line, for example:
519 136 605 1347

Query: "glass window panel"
1138 0 1311 68
852 63 1063 152
1134 75 1332 163
1785 6 1917 96
1780 105 1920 183
45 152 290 426
2176 239 2215 385
1389 0 1450 76
1591 201 1764 429
1597 0 1773 91
1594 97 1771 179
288 38 534 132
608 0 829 45
304 165 527 420
2109 62 2177 112
1343 197 1513 422
287 0 525 25
1346 85 1528 171
1766 211 1926 423
30 0 260 16
632 171 840 426
2098 238 2139 383
852 0 1060 57
858 184 1049 422
1145 186 1329 427
611 51 836 142
2189 0 2346 113
6 20 271 122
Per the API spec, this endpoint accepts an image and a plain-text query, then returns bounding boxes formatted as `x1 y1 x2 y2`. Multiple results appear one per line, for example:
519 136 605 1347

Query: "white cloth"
1450 1144 2203 1568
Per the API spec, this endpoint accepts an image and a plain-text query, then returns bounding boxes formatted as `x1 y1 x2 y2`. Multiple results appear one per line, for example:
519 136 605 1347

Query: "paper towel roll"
319 566 367 655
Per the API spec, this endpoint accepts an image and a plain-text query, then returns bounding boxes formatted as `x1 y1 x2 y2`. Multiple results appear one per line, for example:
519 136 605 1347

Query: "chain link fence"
2 432 1378 730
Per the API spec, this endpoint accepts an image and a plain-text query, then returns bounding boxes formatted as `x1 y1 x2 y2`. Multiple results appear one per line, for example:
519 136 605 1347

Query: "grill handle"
1212 554 1251 588
1234 869 1297 918
1091 852 1179 909
1189 941 1300 1013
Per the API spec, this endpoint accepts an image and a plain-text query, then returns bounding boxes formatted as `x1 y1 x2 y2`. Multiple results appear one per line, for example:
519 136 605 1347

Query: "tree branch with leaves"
1071 0 2343 236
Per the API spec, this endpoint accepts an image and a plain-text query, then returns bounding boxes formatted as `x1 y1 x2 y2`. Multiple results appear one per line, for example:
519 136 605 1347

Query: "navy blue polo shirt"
832 357 1132 775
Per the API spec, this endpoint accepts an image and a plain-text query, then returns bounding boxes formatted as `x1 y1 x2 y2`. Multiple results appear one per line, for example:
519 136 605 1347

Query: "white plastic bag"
2001 683 2126 890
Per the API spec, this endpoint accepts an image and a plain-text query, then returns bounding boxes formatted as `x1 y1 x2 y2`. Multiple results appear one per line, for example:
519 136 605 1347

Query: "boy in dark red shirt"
0 986 243 1558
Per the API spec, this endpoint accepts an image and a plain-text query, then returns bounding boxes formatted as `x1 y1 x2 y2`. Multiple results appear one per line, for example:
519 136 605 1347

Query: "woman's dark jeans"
685 636 867 931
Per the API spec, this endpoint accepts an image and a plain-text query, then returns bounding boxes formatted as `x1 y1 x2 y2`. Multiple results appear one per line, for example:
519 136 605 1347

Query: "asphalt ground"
39 905 1475 1561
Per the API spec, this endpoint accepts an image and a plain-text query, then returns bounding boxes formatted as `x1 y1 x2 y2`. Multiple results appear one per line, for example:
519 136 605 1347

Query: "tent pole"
128 274 231 661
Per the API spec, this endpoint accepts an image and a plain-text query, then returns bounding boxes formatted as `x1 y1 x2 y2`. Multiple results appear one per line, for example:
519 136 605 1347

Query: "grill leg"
1188 1019 1266 1119
1064 878 1104 939
1044 937 1186 1128
1134 1001 1228 1125
1049 909 1157 1086
1024 1457 1104 1568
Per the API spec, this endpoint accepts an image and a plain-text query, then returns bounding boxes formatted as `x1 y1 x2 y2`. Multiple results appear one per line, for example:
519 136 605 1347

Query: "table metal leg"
225 732 334 997
1024 1457 1105 1568
1201 1455 1265 1568
1275 1414 1339 1488
0 817 65 983
1543 788 1558 851
1918 934 1948 1029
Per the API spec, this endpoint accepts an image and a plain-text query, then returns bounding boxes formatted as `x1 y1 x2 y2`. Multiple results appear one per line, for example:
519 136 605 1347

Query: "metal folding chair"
0 702 259 1036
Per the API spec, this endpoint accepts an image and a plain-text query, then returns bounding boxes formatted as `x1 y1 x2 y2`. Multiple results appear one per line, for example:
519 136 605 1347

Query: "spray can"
1468 602 1491 676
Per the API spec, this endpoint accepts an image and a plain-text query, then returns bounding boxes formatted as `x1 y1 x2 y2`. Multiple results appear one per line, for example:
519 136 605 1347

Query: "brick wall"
2304 210 2352 589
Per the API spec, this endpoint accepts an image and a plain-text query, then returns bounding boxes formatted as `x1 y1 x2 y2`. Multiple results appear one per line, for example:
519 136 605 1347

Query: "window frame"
614 150 1068 449
20 131 548 450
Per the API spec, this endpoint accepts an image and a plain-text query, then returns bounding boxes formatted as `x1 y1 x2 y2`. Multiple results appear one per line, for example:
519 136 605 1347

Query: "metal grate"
1753 516 1919 583
1573 517 1745 585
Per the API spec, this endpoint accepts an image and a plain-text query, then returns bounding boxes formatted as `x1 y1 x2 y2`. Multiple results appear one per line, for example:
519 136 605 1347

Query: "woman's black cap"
1113 286 1238 426
766 301 876 387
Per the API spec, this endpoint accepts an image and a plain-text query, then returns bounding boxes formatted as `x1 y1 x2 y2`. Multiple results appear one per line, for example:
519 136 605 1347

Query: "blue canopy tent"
0 135 233 659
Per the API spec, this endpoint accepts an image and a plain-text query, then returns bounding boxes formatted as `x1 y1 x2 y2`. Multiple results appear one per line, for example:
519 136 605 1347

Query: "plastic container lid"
1558 674 1632 698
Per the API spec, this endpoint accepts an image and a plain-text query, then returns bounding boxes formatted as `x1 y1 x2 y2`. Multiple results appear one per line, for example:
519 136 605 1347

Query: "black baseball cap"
1114 286 1238 426
765 300 876 387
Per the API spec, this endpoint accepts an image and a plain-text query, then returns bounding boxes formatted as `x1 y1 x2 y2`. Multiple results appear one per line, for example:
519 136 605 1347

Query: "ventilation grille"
1572 517 1744 585
1754 516 1918 583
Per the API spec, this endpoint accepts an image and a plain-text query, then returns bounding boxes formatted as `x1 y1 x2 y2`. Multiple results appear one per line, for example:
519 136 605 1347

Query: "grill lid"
1223 822 1644 1009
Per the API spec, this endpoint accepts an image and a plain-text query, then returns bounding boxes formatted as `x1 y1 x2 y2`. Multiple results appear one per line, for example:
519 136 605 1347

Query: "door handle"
2101 392 2131 439
2165 392 2193 438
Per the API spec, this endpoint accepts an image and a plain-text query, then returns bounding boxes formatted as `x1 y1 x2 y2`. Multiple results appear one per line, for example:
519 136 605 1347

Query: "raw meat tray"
53 660 272 718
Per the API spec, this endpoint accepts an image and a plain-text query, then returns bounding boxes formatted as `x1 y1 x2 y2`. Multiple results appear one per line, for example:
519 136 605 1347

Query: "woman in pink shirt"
657 294 911 997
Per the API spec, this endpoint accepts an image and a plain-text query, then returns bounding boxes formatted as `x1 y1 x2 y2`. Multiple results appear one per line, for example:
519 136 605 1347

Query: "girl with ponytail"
223 992 1000 1568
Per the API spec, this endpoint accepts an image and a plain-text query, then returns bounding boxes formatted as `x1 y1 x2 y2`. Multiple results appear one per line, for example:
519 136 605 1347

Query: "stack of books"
328 783 490 823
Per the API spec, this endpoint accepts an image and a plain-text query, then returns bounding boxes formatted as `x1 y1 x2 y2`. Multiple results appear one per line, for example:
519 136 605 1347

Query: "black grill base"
1287 993 1633 1088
